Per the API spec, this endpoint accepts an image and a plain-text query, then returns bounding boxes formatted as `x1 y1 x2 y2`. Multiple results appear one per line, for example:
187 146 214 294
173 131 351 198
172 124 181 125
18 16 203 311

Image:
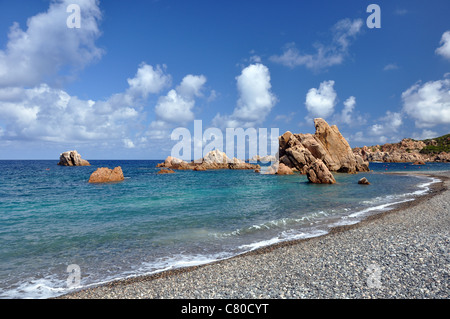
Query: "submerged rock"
88 167 124 183
58 150 90 166
157 169 175 174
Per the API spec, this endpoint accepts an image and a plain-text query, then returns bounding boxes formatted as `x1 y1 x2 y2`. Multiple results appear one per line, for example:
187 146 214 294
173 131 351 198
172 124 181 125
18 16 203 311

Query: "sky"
0 0 449 160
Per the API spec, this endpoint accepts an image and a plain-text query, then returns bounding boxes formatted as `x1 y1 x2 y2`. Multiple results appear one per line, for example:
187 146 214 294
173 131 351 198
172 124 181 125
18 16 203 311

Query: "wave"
212 211 330 239
238 229 329 251
349 176 440 218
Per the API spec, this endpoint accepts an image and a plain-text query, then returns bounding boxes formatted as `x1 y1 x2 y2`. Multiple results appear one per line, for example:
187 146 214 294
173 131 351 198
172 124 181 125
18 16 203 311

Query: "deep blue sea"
0 160 448 298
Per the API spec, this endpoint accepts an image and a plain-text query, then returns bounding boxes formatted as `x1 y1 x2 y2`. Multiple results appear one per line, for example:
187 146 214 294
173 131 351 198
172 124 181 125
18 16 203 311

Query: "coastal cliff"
353 134 450 163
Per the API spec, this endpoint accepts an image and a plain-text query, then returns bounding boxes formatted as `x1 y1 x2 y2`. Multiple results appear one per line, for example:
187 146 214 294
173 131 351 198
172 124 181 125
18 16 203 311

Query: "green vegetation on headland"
420 134 450 154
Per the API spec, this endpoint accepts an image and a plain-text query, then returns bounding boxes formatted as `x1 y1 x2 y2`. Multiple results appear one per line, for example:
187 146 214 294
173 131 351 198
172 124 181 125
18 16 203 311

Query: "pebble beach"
59 171 449 299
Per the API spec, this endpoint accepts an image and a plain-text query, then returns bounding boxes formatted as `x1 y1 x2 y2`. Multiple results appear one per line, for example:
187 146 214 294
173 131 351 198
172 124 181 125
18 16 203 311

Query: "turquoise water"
0 160 448 298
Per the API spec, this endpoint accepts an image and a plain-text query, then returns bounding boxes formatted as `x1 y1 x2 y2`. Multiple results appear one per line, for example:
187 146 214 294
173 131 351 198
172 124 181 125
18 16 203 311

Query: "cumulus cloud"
123 139 136 149
213 63 277 128
0 62 172 143
153 74 206 126
175 74 207 100
0 0 211 154
0 84 139 142
270 18 363 70
366 111 403 143
350 110 404 145
127 64 172 98
412 129 438 141
305 80 337 119
383 63 399 71
0 84 140 142
436 31 450 60
340 96 356 125
0 0 103 87
402 78 450 128
154 90 195 124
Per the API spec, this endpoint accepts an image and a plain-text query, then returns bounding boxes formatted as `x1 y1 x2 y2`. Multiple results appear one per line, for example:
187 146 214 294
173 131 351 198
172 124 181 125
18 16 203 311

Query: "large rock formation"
157 150 260 171
279 118 369 175
58 150 90 166
88 167 124 183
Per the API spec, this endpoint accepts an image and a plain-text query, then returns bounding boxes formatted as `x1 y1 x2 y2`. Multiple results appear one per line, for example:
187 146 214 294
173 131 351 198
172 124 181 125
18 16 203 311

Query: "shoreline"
58 170 450 299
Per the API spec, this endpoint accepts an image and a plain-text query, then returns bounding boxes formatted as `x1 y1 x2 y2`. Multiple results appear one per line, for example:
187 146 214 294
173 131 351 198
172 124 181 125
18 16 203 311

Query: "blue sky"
0 0 449 159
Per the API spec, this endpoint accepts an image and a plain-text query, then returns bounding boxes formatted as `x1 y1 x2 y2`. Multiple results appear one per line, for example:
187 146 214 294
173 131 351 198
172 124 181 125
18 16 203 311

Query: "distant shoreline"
58 170 449 299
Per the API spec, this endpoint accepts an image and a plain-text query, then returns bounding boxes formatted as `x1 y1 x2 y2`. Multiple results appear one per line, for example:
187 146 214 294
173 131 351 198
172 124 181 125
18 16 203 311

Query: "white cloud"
367 111 403 144
0 0 212 154
127 64 172 98
412 129 438 141
0 83 140 142
340 96 356 125
0 0 103 87
146 120 170 140
234 64 277 123
147 74 208 141
436 31 450 60
123 139 136 149
176 74 207 99
270 18 363 70
154 89 195 124
154 74 206 126
213 63 277 128
402 78 450 128
249 55 262 63
0 62 173 143
305 80 337 119
350 111 403 145
383 63 399 71
371 111 402 134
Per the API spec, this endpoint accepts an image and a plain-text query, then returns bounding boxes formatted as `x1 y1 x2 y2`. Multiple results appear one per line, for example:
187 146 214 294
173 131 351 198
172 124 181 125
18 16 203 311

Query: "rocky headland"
353 134 450 163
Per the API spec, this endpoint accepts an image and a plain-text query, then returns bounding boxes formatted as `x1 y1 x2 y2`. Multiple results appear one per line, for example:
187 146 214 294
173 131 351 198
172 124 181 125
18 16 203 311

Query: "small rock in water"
157 169 176 174
358 177 370 185
89 167 125 183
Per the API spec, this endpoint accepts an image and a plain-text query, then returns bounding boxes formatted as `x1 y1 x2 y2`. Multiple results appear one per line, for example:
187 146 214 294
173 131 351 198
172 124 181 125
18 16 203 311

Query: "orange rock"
276 163 294 175
306 159 336 184
157 169 175 174
88 167 124 183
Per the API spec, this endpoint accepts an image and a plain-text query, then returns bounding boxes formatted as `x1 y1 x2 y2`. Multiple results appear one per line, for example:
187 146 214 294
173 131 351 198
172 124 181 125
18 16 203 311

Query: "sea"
0 160 448 299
